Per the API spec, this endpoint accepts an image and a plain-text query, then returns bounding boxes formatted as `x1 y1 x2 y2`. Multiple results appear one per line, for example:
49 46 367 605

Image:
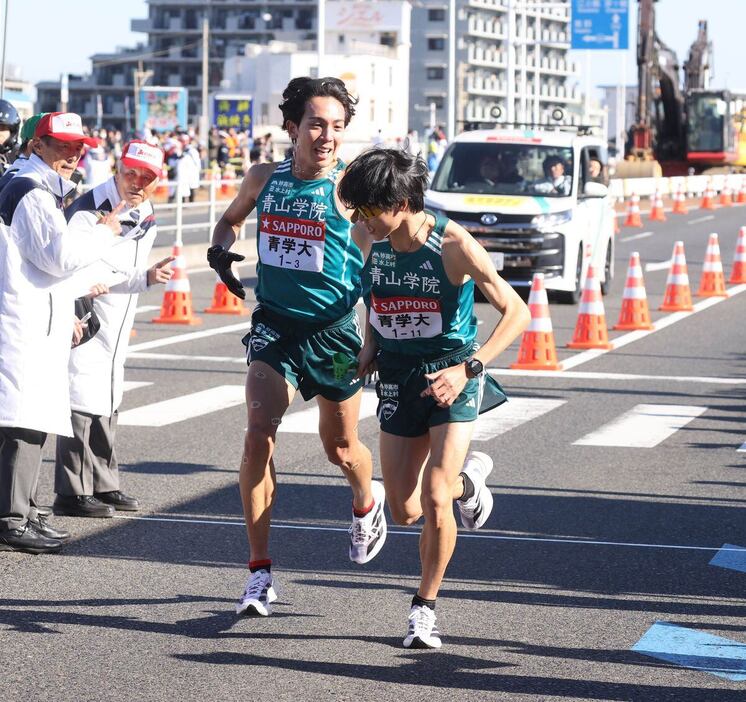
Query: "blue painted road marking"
632 622 746 681
709 544 746 573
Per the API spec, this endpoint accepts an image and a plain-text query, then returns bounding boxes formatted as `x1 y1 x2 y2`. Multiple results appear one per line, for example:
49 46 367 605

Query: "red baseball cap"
35 112 98 147
121 140 165 178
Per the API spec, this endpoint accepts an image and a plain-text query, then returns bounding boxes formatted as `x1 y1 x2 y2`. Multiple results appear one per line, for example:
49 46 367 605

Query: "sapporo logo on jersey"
258 213 326 273
369 294 443 340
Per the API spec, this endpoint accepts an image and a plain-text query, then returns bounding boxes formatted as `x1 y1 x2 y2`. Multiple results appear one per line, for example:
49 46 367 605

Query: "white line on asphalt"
134 305 160 314
489 369 746 385
111 513 746 553
688 215 716 224
472 398 566 441
738 442 746 453
119 385 245 426
644 259 672 272
127 321 252 353
277 389 379 434
573 404 707 448
620 231 654 243
128 352 246 364
562 283 746 371
122 381 153 392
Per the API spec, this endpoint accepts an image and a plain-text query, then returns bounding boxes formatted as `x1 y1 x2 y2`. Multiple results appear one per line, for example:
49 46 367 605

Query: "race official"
54 141 173 518
0 112 124 554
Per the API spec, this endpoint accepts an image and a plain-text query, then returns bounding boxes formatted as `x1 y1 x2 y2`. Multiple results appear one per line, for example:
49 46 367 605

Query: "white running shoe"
403 605 442 649
349 480 387 564
235 569 277 616
457 451 494 530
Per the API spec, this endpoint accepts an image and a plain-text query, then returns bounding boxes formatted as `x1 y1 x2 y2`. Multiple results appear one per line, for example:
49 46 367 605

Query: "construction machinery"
617 0 746 177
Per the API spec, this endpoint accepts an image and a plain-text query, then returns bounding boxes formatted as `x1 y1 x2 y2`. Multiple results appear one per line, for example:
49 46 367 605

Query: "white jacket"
66 177 159 417
0 155 121 436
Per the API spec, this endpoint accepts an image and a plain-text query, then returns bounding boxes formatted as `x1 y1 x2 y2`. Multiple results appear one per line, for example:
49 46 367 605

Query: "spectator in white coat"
54 141 174 518
177 134 201 202
0 112 124 554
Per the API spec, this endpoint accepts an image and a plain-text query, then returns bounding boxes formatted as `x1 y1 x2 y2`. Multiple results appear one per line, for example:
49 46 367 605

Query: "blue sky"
5 1 742 93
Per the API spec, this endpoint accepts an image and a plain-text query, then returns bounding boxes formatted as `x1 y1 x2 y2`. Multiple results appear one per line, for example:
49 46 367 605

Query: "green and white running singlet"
362 210 477 356
255 158 362 323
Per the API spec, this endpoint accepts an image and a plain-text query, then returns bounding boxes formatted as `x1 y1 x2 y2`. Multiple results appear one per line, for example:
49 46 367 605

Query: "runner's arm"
210 162 277 250
444 221 531 367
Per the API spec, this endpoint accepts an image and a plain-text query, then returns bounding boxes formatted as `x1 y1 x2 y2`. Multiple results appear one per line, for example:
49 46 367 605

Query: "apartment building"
409 0 581 134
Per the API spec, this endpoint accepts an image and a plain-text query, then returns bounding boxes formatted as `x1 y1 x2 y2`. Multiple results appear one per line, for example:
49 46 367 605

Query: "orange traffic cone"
152 244 202 325
737 180 746 205
660 241 694 311
700 181 715 210
204 273 250 315
623 193 643 227
649 190 666 222
511 273 562 371
729 226 746 283
220 164 237 199
697 233 728 297
155 166 169 201
614 252 654 330
672 185 688 214
719 183 733 207
566 265 613 349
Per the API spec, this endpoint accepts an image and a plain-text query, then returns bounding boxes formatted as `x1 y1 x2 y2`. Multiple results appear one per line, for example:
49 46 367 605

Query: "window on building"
428 9 446 21
427 66 445 80
427 37 445 51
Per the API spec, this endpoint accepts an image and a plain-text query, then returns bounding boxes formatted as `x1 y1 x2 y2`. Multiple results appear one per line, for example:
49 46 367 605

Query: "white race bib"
370 294 442 340
259 213 326 272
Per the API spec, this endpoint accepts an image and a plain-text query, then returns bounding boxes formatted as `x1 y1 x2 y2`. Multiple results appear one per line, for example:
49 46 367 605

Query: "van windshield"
431 142 574 197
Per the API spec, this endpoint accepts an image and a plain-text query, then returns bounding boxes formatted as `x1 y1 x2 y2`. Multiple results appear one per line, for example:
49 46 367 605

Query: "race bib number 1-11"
259 213 325 272
370 294 442 340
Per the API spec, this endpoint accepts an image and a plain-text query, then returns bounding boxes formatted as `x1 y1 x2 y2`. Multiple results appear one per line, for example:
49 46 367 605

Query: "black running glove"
207 244 246 299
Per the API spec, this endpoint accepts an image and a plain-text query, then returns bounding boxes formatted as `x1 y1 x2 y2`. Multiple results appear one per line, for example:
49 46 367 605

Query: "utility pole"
447 0 455 140
317 0 326 77
133 60 153 134
201 13 209 148
0 0 8 100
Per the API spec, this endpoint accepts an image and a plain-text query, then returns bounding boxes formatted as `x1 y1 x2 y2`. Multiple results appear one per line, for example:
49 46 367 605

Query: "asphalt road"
1 201 745 701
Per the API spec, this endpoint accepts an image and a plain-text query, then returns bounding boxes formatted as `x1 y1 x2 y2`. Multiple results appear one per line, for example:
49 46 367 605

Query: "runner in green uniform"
339 148 530 649
208 77 387 617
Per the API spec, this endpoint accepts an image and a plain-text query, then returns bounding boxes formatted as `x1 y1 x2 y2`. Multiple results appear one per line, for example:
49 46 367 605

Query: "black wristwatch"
465 357 484 378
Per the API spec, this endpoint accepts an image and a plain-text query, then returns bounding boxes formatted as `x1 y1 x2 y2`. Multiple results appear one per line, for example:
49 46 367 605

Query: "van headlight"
531 210 572 230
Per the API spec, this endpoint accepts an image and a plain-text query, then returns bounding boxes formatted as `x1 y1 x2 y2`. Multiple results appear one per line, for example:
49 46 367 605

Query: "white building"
223 0 411 155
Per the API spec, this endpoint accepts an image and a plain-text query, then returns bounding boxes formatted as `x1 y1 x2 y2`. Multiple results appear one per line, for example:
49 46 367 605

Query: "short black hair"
278 77 358 132
338 148 430 214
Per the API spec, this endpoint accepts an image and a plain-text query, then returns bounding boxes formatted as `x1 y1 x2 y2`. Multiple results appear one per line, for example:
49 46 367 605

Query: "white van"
425 127 615 303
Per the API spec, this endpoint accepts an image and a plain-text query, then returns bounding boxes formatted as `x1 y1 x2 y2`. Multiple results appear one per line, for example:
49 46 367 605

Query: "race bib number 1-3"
259 213 325 272
370 294 442 340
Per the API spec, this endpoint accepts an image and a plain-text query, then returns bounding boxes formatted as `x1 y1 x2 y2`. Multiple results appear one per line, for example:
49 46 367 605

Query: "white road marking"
472 398 566 441
620 231 654 243
574 404 707 448
644 259 672 272
127 321 251 353
119 385 246 426
562 284 746 371
128 352 245 364
278 389 379 433
112 513 746 553
688 215 715 224
134 305 160 314
489 369 746 385
122 381 153 392
738 442 746 453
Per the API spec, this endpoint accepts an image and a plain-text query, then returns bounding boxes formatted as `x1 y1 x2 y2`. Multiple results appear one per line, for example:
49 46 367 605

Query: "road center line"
688 214 716 224
111 514 744 553
644 259 672 272
620 231 654 243
489 369 746 385
127 321 252 353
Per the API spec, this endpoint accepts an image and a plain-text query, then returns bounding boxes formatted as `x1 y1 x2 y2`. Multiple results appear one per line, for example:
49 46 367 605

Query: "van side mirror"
583 182 608 198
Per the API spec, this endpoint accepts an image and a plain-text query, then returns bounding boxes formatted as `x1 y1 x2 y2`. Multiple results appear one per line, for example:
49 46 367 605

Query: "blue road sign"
571 0 629 50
